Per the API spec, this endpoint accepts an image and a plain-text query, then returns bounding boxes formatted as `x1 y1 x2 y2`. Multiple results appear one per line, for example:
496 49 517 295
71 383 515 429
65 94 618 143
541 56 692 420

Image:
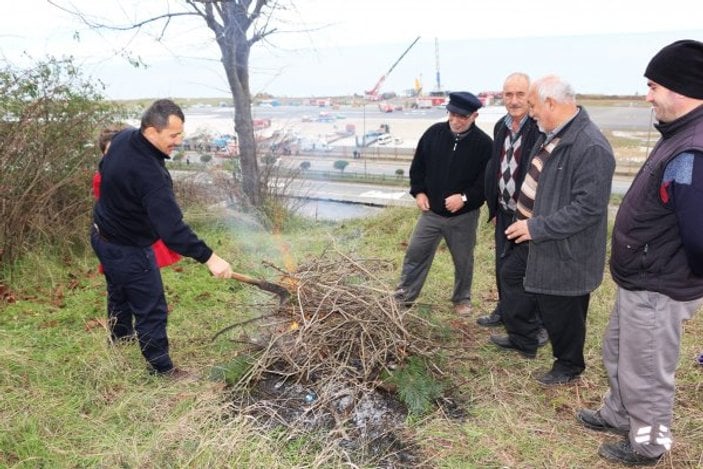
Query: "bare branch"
47 0 198 33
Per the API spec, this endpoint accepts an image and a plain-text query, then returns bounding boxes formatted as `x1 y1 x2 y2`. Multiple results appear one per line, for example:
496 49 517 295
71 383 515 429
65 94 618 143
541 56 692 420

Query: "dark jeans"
91 229 173 372
500 241 589 374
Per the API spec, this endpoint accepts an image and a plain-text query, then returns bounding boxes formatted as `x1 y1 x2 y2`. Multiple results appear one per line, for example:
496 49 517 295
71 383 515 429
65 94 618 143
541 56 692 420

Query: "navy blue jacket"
93 128 213 263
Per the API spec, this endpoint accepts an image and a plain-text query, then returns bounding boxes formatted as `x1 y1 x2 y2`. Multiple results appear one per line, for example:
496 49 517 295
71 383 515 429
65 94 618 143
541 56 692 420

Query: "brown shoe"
453 303 472 316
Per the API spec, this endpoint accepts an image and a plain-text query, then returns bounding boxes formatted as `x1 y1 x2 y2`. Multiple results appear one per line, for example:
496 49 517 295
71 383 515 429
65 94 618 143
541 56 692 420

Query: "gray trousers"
599 287 703 458
397 209 479 305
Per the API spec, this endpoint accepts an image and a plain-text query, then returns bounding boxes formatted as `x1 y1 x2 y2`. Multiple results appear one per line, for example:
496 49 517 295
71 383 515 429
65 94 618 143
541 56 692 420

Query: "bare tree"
189 0 276 206
49 0 291 207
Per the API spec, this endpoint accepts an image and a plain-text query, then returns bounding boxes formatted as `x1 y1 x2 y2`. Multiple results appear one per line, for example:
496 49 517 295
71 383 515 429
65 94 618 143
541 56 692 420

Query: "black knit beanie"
644 39 703 99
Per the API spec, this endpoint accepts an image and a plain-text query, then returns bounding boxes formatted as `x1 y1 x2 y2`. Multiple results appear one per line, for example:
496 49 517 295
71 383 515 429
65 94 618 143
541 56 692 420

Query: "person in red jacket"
94 126 181 270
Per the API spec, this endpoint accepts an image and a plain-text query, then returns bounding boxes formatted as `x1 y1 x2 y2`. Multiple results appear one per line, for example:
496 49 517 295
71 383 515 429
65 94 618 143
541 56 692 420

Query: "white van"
377 134 393 145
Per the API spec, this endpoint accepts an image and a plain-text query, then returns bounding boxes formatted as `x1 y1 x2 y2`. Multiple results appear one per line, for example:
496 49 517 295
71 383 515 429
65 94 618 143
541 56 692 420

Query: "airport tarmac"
185 103 655 151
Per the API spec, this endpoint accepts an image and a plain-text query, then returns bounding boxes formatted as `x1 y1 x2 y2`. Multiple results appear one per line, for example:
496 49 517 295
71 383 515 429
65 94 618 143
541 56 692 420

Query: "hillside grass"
1 205 702 468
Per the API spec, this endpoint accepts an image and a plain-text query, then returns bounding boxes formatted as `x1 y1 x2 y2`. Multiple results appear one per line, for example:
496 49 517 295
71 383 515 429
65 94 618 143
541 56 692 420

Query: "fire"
273 231 298 289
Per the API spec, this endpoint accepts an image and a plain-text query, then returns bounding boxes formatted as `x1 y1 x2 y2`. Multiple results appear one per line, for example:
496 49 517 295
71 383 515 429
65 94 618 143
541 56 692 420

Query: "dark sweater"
409 121 492 216
93 128 213 263
484 115 541 221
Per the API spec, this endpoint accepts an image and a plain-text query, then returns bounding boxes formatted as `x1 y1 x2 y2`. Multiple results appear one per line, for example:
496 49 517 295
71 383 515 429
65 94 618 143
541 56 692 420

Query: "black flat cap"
446 91 482 116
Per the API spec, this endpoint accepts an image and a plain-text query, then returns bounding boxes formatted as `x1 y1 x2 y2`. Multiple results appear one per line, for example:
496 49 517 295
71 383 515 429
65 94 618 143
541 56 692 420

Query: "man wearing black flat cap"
577 39 703 466
395 91 492 316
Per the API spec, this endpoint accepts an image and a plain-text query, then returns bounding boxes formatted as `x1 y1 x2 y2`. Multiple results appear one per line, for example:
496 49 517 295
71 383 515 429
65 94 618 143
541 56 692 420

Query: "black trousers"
91 229 173 373
492 207 514 315
500 241 589 374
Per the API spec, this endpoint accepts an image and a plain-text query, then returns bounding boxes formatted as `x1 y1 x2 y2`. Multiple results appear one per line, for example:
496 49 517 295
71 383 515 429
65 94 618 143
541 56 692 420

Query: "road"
279 154 411 177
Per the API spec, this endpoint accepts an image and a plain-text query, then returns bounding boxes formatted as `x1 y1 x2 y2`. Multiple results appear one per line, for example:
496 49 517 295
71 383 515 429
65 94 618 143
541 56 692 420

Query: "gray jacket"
524 108 615 295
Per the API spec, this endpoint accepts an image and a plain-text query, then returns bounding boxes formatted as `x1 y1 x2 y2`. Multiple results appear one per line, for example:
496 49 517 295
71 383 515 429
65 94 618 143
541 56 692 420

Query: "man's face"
503 76 530 120
448 111 476 133
527 88 552 133
144 115 184 156
646 80 682 123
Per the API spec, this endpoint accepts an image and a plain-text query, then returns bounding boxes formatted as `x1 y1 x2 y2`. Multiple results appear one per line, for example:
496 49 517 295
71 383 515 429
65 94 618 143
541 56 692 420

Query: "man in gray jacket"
489 75 615 386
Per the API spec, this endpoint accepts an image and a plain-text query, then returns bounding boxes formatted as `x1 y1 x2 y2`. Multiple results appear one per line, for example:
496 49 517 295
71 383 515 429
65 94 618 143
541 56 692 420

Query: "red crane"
365 36 421 100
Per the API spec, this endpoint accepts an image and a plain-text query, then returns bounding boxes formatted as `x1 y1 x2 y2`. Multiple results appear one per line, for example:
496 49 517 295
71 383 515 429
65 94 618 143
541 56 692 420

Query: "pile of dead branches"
216 249 447 466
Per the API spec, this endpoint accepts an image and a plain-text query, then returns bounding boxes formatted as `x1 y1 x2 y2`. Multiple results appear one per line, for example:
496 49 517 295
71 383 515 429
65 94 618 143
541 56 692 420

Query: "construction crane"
365 36 421 100
434 37 442 92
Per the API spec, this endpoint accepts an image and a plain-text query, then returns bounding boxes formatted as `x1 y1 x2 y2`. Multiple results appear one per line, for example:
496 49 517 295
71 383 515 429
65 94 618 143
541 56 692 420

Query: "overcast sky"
2 0 702 99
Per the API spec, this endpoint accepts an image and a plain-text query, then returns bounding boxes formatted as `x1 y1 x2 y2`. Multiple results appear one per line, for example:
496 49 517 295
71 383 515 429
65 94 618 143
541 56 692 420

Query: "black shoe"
535 369 580 386
577 408 628 435
477 311 503 327
393 288 413 309
489 334 536 359
598 438 661 466
537 327 549 347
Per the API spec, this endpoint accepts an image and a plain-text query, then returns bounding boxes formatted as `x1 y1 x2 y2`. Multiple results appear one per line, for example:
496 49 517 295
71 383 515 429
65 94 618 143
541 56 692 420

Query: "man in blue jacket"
395 92 492 315
92 99 233 379
489 76 615 386
577 39 703 466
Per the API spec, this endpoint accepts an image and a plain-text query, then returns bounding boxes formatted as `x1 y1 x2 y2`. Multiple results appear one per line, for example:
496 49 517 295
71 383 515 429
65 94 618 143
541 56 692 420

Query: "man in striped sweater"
488 76 615 387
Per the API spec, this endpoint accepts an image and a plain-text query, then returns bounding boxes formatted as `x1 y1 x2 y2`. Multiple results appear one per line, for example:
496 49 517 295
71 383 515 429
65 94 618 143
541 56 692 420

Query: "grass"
1 205 702 468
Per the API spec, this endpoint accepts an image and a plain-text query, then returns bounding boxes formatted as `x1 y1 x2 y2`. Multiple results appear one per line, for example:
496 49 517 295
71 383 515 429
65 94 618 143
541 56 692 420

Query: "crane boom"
366 36 421 99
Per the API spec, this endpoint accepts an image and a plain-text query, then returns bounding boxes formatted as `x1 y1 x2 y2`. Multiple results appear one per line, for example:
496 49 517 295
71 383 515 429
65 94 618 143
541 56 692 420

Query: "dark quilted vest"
610 105 703 301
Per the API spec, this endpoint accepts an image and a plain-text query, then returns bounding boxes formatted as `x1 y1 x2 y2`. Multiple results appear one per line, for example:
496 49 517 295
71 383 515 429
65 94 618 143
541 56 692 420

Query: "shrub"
333 160 349 173
0 57 121 269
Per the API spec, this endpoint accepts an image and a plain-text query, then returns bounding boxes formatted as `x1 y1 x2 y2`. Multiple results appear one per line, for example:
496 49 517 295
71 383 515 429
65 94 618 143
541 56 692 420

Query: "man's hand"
415 193 430 211
205 252 233 278
505 219 532 243
444 193 465 213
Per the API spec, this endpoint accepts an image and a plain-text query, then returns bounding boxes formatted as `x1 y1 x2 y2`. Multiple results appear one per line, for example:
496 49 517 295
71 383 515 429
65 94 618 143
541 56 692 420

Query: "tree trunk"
215 8 261 206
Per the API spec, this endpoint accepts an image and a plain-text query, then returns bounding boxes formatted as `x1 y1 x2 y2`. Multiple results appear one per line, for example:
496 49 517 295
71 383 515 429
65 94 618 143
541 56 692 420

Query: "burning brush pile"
213 250 463 467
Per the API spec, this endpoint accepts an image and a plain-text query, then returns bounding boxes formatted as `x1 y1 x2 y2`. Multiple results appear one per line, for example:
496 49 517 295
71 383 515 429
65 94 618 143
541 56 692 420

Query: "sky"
1 0 702 99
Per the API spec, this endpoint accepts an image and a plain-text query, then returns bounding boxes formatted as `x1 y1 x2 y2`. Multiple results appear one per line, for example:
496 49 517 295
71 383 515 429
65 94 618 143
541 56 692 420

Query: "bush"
0 57 121 270
333 160 349 173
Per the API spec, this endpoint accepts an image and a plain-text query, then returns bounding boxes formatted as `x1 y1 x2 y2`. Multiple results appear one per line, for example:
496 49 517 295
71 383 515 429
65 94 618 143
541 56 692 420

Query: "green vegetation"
2 205 702 467
0 57 122 266
333 159 349 173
